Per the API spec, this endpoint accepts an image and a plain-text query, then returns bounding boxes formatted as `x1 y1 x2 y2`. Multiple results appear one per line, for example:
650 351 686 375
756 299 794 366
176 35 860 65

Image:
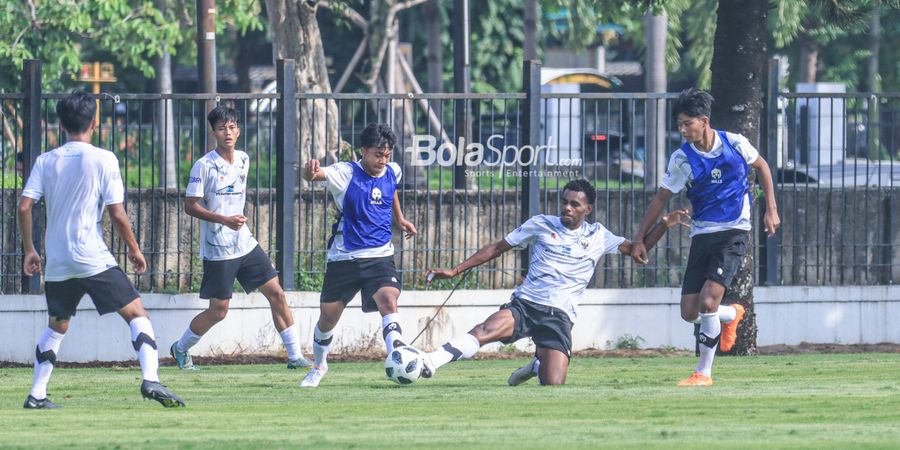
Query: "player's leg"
535 347 569 385
238 247 309 368
371 285 404 354
509 302 573 386
424 307 517 378
301 260 358 387
716 232 750 352
362 256 406 355
25 279 83 408
172 258 238 369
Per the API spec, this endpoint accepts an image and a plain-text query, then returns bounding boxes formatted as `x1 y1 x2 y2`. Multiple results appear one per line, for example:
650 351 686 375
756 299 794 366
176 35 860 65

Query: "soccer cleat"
507 358 538 386
140 380 185 407
719 304 745 352
287 355 313 369
23 395 61 409
299 365 327 388
420 353 435 379
677 372 713 387
170 342 198 370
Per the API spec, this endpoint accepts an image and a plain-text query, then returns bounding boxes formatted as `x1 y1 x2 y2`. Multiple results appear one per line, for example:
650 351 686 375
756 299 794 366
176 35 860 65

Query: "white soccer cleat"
300 365 327 388
507 358 538 386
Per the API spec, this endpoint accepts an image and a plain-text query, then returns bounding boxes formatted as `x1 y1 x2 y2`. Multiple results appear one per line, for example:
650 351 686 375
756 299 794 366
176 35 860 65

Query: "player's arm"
17 196 41 276
302 159 327 181
750 155 780 236
630 188 673 264
426 239 513 281
392 191 417 239
184 197 246 231
106 203 146 274
618 209 690 256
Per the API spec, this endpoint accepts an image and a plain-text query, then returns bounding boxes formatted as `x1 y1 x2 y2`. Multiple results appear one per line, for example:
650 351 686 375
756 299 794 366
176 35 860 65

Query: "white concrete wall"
1 286 898 363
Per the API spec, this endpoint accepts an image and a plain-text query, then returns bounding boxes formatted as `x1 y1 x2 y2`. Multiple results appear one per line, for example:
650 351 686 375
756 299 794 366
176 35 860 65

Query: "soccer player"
19 90 184 408
423 179 687 385
631 88 780 386
299 122 417 387
169 105 310 370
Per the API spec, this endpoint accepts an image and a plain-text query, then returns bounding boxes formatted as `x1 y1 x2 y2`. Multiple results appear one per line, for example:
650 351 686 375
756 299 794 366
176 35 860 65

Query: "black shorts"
44 267 140 319
200 245 278 300
320 256 401 313
500 297 574 357
681 229 750 295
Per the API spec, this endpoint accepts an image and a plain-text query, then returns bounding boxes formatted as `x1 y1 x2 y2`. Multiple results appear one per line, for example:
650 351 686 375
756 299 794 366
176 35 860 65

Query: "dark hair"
360 122 396 149
672 88 713 120
207 105 241 128
56 90 96 134
564 179 596 205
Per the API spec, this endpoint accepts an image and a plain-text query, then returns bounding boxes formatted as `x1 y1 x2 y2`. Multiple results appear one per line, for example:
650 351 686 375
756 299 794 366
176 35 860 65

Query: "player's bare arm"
17 196 41 276
750 156 780 236
184 197 246 231
302 159 327 181
619 208 690 257
107 203 146 274
426 239 513 281
392 192 417 239
631 188 674 264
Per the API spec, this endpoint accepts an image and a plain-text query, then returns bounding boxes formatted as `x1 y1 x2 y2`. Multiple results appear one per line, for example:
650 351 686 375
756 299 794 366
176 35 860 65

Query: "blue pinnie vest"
335 163 397 251
681 130 750 223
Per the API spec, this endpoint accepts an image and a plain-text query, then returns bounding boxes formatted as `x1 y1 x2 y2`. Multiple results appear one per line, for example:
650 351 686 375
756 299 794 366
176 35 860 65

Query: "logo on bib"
371 187 383 204
711 168 723 183
580 239 590 250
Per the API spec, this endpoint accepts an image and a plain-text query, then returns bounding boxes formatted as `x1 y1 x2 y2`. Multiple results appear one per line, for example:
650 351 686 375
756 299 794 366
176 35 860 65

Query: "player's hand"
23 250 42 276
764 208 780 237
128 250 147 274
303 160 320 180
425 268 457 284
398 218 417 239
630 242 649 265
661 208 691 229
223 214 247 231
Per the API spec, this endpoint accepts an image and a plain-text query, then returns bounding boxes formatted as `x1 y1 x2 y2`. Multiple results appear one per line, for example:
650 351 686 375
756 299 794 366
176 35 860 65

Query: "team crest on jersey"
239 171 246 183
370 187 383 204
580 239 589 249
711 168 723 183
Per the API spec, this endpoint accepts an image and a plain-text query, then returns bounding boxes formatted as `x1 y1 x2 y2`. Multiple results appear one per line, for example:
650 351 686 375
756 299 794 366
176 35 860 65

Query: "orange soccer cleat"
677 372 713 387
719 304 745 352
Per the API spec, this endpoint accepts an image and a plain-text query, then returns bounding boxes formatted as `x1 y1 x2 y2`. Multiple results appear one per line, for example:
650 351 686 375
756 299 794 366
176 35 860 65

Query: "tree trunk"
644 11 667 187
798 34 818 84
524 0 538 61
710 0 768 356
265 0 339 168
423 0 444 92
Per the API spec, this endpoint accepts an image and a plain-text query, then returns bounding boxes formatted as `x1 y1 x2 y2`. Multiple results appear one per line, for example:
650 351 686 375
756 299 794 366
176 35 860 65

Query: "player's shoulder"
387 161 402 175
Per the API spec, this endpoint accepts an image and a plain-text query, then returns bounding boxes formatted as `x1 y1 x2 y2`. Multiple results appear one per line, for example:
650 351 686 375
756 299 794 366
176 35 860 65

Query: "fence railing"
0 59 896 294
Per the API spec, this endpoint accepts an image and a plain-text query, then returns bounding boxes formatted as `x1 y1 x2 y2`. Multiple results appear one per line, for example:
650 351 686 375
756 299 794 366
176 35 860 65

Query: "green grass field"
2 354 900 449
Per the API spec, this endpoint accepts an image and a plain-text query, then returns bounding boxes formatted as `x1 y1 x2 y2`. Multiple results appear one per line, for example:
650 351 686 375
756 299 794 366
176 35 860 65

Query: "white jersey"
186 150 258 261
22 142 123 281
661 131 759 236
505 214 626 322
321 161 402 262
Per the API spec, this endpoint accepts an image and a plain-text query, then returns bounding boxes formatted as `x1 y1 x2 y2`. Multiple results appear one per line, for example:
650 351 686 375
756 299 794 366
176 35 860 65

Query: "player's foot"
23 395 61 409
420 353 435 379
300 365 327 388
719 304 745 352
287 355 312 369
140 380 185 407
508 358 538 386
677 372 713 387
170 342 198 370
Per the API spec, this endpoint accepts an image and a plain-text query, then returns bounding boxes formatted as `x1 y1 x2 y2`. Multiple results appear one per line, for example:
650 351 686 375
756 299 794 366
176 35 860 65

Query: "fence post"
275 59 297 290
759 58 780 285
22 60 42 294
520 60 541 274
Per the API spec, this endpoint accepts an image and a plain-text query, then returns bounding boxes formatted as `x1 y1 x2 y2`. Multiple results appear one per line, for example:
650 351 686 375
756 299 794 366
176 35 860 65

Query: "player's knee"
208 305 229 322
681 310 699 322
267 290 287 308
698 295 718 313
540 374 566 385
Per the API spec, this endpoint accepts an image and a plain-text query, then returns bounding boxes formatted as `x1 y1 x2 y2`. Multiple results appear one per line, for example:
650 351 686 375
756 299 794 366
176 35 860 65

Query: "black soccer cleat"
23 395 61 409
140 380 185 408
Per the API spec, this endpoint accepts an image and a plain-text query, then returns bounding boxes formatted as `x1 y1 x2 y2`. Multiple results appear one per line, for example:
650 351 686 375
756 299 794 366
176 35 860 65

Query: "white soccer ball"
384 347 423 385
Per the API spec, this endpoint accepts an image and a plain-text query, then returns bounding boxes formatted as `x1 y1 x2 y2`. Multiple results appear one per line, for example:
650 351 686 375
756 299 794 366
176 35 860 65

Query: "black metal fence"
0 59 896 294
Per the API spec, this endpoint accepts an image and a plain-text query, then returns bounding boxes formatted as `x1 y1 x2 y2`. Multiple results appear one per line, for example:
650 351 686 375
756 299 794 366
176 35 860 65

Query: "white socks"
312 324 333 369
428 333 481 369
718 305 737 323
381 313 405 354
695 312 721 377
176 327 202 353
30 328 64 399
130 317 160 382
279 325 302 361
